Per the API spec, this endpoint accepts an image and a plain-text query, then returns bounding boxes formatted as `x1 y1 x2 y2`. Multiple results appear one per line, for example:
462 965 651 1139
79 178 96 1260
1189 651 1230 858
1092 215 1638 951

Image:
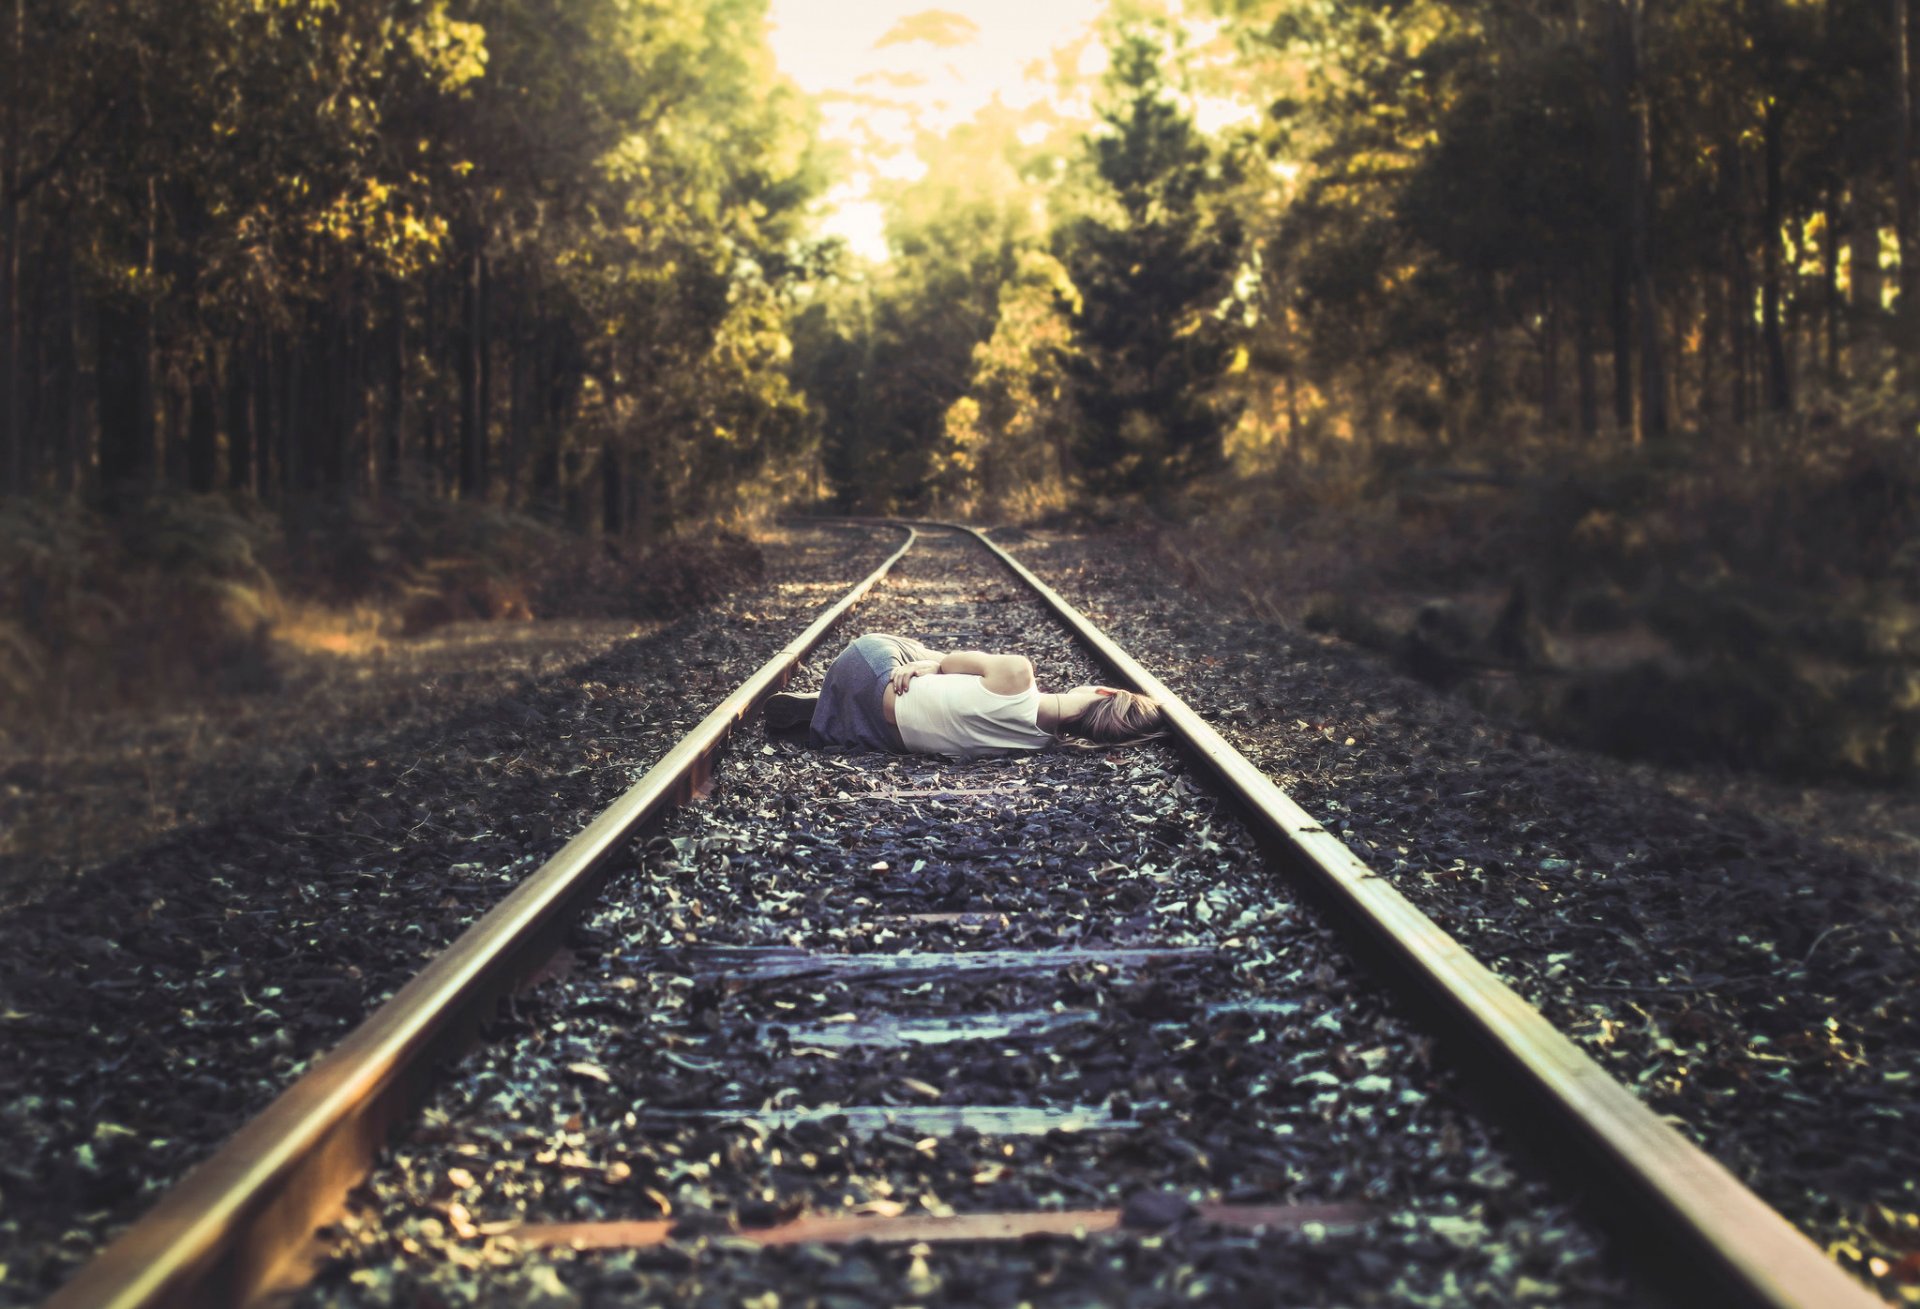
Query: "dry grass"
0 490 776 750
272 599 393 657
1163 426 1920 782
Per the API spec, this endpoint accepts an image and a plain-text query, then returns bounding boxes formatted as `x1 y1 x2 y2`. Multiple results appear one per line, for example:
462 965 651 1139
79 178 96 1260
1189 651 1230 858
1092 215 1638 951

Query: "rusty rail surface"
961 522 1882 1309
44 524 915 1309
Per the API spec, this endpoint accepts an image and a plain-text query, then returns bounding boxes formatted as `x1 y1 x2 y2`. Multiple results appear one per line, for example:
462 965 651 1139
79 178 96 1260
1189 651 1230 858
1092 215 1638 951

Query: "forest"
4 0 1920 779
11 8 1920 1304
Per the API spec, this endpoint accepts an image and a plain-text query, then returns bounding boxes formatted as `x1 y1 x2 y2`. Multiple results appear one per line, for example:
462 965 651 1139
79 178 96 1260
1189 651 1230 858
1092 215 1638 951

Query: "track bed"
290 531 1636 1306
39 525 1884 1309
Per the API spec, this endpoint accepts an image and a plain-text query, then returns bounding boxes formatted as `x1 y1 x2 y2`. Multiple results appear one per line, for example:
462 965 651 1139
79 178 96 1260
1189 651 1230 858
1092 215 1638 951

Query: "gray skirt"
809 633 937 753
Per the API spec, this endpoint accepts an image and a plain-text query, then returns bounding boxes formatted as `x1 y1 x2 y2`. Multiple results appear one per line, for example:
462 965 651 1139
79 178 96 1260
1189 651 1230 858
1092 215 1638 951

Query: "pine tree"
1059 30 1244 500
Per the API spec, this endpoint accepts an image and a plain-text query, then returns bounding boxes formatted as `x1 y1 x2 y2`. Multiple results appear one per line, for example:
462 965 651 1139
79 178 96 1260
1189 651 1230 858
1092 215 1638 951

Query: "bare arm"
937 650 1035 694
890 649 1035 696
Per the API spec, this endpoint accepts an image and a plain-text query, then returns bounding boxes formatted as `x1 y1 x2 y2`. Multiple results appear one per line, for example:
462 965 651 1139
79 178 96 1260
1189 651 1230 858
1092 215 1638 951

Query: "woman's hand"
891 659 940 695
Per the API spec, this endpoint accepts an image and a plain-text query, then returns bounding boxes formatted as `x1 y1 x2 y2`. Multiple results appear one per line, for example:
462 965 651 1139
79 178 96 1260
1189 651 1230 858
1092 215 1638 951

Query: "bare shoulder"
980 654 1035 695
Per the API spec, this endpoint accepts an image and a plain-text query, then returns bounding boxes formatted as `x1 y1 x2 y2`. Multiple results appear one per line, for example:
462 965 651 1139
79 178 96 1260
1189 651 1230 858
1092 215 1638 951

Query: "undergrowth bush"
1185 421 1920 784
0 493 283 723
527 531 764 621
0 489 766 727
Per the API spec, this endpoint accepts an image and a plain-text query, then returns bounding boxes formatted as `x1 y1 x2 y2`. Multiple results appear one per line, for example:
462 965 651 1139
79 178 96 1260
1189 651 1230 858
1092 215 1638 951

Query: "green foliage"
5 0 825 534
791 103 1049 512
1228 0 1918 454
0 493 282 719
936 251 1082 517
797 21 1254 515
1057 28 1248 499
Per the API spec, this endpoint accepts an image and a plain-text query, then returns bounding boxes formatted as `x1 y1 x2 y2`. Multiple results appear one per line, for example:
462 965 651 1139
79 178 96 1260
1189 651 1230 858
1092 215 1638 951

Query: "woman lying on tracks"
763 633 1166 758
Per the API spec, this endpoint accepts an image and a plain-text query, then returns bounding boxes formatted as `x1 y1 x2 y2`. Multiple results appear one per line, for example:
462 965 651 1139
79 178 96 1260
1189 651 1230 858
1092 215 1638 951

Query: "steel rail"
961 523 1883 1309
44 524 917 1309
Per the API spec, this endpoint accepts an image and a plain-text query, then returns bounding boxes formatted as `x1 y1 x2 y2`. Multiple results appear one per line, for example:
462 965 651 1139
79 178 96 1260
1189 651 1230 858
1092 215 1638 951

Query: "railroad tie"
502 1201 1377 1252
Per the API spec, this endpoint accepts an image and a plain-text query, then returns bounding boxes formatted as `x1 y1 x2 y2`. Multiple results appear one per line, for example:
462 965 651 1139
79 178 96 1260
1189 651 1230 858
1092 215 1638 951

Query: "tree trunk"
508 303 532 505
1823 187 1841 382
640 437 665 538
96 296 154 498
253 334 277 500
49 233 77 494
187 366 218 492
532 330 560 509
1575 293 1599 439
226 343 254 493
17 199 41 490
384 279 405 489
1698 263 1721 425
1850 182 1883 322
601 446 623 535
1725 139 1753 431
353 293 370 491
1625 0 1668 440
564 446 585 530
1475 272 1500 432
0 0 22 494
479 252 493 495
458 237 488 498
302 323 338 488
162 367 189 487
423 278 443 487
281 332 304 494
1283 365 1300 452
1685 281 1707 426
311 302 349 489
1896 0 1920 388
285 332 307 494
1606 3 1637 436
1540 289 1562 430
1730 264 1751 427
1608 271 1634 436
1897 0 1916 309
1761 100 1792 412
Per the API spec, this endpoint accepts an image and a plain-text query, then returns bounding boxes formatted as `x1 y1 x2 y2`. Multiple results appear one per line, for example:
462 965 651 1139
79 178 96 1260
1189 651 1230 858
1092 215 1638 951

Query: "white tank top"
892 675 1055 758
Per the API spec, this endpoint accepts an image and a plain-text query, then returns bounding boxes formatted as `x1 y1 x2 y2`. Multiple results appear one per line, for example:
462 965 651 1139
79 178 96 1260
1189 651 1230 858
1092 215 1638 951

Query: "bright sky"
766 0 1254 260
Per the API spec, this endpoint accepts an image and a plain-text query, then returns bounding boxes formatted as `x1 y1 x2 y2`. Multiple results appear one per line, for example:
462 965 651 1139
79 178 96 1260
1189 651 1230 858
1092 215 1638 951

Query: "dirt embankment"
1163 432 1920 787
1006 524 1920 1302
0 522 899 1303
0 496 778 901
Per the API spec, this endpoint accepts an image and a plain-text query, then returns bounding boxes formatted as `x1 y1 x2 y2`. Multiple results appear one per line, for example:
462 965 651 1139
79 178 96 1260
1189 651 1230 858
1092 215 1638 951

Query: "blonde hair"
1059 689 1168 748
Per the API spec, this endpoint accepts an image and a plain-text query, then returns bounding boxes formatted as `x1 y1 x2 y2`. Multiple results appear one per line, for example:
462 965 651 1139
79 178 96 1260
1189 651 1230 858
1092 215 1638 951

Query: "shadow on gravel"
0 525 891 1304
1008 528 1920 1303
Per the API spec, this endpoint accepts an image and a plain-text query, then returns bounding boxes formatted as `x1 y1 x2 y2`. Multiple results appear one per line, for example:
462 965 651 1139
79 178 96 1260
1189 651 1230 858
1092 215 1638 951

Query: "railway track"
43 524 1882 1308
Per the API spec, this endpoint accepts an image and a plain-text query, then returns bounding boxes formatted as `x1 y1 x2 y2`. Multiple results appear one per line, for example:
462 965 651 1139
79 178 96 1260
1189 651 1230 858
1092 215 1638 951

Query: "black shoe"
763 691 818 733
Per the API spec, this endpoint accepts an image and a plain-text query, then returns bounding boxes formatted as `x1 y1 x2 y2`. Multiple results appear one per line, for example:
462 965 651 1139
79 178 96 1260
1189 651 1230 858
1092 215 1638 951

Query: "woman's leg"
808 634 912 751
762 688 818 733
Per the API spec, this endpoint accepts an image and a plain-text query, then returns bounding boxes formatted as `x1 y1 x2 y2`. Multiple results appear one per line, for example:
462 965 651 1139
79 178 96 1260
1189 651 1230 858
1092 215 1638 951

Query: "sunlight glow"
764 0 1259 259
768 0 1256 261
771 0 1105 263
768 1 1107 128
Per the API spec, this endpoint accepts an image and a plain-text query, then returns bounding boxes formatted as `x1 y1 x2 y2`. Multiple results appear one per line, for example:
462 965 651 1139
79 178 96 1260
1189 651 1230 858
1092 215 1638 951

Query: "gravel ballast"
5 521 1905 1305
0 524 897 1306
290 529 1640 1308
1008 525 1920 1303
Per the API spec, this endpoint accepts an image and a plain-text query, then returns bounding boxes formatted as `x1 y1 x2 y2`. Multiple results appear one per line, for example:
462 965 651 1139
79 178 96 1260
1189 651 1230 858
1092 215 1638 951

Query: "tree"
1215 0 1918 459
936 251 1082 514
1057 27 1246 498
0 0 826 538
791 100 1050 511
